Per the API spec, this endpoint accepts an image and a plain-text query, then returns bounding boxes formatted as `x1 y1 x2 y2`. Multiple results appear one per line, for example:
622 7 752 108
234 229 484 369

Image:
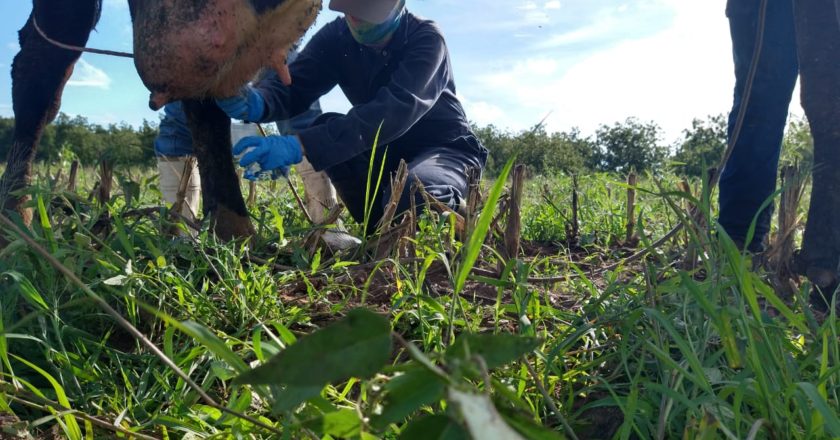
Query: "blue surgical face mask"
346 0 405 46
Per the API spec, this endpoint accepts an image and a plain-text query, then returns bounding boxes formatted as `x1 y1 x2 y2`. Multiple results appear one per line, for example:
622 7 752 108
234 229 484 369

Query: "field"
0 160 837 440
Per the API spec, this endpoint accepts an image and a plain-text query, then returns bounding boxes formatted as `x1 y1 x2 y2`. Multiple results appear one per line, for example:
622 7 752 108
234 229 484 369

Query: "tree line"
0 113 812 177
475 114 813 177
0 114 158 167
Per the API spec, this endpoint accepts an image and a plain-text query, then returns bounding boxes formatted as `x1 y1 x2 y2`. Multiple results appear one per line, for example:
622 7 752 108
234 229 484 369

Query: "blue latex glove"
215 86 265 122
233 135 303 181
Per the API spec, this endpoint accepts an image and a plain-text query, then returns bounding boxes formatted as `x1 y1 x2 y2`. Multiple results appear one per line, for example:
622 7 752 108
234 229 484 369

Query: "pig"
0 0 320 241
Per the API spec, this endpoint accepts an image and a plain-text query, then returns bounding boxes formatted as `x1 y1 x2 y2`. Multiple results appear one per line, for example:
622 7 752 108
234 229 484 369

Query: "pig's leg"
0 0 100 226
181 99 255 241
795 0 840 296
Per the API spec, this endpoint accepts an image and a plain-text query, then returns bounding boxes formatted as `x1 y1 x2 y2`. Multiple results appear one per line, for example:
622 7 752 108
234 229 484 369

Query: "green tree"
0 114 160 168
0 117 14 160
101 122 157 167
672 114 727 177
51 113 105 164
780 115 813 168
473 123 595 176
592 117 668 173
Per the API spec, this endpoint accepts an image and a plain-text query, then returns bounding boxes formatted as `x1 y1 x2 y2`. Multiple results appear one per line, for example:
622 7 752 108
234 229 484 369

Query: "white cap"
328 0 401 23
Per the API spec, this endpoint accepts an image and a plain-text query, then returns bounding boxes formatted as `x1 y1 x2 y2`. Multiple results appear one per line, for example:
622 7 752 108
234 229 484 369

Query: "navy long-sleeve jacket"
253 12 474 171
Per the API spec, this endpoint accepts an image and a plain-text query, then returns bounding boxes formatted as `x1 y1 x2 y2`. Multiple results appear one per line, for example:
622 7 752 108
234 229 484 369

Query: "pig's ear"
272 51 293 85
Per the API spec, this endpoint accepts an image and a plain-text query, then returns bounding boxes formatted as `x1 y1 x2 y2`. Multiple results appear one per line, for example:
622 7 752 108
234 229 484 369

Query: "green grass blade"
139 304 249 374
11 354 82 440
455 158 514 294
363 121 387 233
798 382 840 437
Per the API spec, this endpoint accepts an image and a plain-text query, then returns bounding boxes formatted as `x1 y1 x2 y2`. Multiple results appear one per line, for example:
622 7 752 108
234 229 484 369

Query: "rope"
32 17 134 58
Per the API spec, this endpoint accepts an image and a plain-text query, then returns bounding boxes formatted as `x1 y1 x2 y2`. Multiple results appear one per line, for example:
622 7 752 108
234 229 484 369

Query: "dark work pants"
311 114 487 234
718 0 799 249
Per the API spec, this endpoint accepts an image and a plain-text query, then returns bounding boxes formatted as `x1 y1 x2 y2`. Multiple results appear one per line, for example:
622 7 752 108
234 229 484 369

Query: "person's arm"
252 25 339 123
154 102 194 157
298 27 452 171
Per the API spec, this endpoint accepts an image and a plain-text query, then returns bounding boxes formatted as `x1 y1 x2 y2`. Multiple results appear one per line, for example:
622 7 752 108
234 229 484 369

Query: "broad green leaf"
235 308 391 386
399 415 468 440
304 409 362 438
372 367 446 428
271 384 323 413
446 333 540 370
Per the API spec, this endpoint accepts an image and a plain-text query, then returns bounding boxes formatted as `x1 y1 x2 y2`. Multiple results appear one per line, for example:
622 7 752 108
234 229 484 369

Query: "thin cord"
33 17 134 58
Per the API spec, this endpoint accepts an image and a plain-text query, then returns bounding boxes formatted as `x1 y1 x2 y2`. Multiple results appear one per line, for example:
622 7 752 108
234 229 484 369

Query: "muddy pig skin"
130 0 321 109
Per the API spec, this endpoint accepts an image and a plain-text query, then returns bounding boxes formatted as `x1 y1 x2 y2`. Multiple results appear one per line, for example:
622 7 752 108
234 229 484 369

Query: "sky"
0 0 803 145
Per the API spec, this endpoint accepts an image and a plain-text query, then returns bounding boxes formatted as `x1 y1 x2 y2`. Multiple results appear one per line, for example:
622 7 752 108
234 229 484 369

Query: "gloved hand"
233 135 303 181
216 86 265 122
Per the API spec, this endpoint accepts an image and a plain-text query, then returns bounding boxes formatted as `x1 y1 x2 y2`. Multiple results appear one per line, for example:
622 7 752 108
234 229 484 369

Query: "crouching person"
216 0 487 235
154 92 330 238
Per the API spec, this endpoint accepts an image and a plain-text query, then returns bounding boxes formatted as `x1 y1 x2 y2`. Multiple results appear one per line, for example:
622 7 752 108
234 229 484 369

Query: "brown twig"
67 160 80 192
97 160 113 207
504 164 526 261
625 171 637 244
172 157 196 218
2 385 160 440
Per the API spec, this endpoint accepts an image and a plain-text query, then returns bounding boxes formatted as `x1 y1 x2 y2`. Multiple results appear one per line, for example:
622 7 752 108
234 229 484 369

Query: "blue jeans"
718 0 798 249
311 113 487 234
153 101 322 157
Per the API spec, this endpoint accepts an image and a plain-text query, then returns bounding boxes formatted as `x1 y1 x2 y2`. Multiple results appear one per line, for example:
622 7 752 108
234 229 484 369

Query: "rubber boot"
157 156 201 234
297 157 361 251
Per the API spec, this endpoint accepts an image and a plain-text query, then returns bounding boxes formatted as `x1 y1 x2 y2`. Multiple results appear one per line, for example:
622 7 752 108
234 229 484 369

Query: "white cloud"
545 1 562 10
6 42 19 51
462 99 506 126
535 16 620 49
467 1 741 142
67 59 111 89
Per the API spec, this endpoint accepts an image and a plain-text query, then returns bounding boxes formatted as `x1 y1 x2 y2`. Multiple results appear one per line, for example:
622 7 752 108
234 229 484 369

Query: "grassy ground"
0 164 837 439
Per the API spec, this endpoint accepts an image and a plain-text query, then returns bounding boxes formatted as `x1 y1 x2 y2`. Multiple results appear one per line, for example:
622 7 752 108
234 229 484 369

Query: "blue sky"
0 0 802 143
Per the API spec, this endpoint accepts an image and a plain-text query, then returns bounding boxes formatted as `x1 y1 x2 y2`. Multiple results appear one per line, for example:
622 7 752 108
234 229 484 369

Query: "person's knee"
388 171 466 218
154 137 194 157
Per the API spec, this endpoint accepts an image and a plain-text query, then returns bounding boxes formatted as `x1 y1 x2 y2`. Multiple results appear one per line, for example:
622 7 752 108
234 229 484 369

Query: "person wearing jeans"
718 0 798 254
720 0 839 312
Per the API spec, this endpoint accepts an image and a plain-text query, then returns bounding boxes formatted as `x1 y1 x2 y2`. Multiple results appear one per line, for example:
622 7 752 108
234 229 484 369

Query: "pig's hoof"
209 206 256 242
806 266 837 289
